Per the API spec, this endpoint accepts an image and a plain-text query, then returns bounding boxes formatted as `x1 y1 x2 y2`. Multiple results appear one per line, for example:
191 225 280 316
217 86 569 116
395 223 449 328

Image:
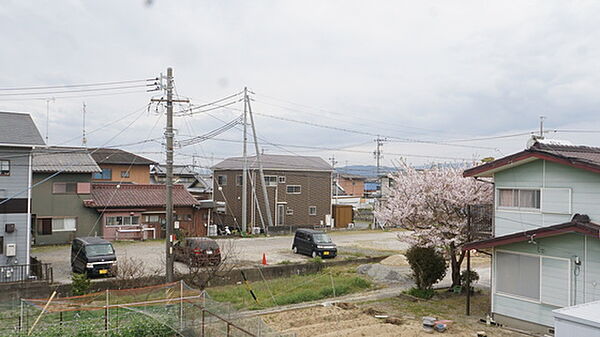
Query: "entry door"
276 204 285 226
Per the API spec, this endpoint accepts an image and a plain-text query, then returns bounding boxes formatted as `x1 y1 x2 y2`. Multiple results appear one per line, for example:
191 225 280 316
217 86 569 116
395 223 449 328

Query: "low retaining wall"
0 256 388 302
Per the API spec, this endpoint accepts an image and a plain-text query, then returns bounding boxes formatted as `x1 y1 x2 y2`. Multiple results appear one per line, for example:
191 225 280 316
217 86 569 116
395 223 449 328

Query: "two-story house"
463 139 600 334
150 164 211 200
212 154 332 231
0 112 45 277
31 147 101 245
89 148 156 184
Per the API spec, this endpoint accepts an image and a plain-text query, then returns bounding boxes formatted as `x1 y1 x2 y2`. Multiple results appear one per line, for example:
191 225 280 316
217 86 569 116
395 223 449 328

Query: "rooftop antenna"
45 97 55 144
539 116 546 139
82 102 88 147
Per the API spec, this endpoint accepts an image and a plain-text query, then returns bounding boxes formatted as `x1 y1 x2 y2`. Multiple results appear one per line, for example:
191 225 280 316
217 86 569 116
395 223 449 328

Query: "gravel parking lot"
32 230 411 284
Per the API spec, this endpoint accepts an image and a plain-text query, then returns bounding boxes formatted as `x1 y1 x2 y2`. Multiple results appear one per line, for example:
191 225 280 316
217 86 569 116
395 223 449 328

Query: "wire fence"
0 281 293 337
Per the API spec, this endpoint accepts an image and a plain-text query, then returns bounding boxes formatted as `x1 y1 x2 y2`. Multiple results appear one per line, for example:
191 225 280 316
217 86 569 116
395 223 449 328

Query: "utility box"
554 300 600 337
5 243 16 257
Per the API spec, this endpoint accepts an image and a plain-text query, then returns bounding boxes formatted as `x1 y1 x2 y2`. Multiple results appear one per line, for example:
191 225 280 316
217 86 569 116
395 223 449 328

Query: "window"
286 185 301 194
278 176 286 184
217 175 227 186
498 188 540 209
52 218 76 231
93 168 112 180
120 170 130 178
286 208 294 215
236 175 243 186
37 217 76 234
309 206 317 216
264 175 277 187
38 219 52 235
145 215 160 222
175 214 192 221
52 182 77 194
0 237 3 254
106 216 139 226
0 160 9 176
77 182 91 194
496 251 540 301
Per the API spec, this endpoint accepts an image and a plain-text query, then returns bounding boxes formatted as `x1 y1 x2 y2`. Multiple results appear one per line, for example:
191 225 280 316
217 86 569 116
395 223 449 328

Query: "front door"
276 204 285 226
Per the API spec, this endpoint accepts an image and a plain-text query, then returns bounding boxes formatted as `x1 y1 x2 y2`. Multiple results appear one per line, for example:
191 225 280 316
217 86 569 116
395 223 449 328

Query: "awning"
463 216 600 251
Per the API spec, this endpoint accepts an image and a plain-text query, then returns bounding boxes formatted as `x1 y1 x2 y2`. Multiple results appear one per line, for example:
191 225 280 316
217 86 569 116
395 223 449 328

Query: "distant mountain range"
336 162 470 178
336 165 395 178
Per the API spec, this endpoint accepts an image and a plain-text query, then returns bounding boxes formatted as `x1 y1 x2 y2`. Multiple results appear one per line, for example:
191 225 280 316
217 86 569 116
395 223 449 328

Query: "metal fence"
468 204 493 241
0 263 52 284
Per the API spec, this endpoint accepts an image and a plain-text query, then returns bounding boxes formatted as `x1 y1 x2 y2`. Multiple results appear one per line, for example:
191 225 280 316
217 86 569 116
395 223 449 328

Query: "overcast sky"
2 1 600 169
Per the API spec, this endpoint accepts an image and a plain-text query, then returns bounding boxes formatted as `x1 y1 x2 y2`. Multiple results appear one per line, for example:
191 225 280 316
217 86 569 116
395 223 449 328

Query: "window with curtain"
497 188 540 209
496 251 540 301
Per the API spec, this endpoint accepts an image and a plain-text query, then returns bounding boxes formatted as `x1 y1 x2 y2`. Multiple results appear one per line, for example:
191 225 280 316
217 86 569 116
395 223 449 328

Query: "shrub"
404 246 447 290
309 256 323 264
404 287 435 299
460 269 479 292
278 260 293 265
71 272 91 296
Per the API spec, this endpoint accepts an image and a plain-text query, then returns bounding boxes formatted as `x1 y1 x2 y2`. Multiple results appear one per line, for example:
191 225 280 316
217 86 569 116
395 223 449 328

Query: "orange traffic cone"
261 253 267 265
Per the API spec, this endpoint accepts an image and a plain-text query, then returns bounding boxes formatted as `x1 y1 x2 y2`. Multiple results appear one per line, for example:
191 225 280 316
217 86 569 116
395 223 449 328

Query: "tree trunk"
449 243 466 288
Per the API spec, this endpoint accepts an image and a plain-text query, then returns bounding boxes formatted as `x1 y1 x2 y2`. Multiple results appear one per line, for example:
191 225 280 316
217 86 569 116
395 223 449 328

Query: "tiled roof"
151 164 198 177
33 147 101 173
84 184 199 208
464 140 600 177
213 154 332 171
0 112 45 146
88 148 156 165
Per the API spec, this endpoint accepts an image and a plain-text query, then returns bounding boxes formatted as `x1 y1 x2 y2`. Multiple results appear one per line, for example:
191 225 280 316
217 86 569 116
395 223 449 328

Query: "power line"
0 83 156 97
0 78 156 91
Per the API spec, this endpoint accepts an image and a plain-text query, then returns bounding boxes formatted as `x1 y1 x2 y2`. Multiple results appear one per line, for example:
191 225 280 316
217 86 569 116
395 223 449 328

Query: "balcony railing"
468 204 493 241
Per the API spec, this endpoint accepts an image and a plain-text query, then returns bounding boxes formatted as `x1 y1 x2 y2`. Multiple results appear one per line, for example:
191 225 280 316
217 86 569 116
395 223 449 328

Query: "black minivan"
71 237 117 276
292 229 337 258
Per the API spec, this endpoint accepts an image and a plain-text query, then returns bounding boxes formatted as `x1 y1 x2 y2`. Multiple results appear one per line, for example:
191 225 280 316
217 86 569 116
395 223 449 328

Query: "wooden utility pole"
242 87 248 233
466 204 471 316
151 67 188 282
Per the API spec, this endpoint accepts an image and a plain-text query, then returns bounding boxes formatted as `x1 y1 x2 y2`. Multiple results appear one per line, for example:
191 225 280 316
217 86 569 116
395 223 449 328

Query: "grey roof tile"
0 112 45 146
33 147 101 173
212 154 332 171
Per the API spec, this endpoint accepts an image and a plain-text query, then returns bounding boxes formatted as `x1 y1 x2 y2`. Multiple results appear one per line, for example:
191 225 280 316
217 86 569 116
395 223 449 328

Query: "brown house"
336 174 366 197
212 154 332 231
84 184 209 240
89 148 156 184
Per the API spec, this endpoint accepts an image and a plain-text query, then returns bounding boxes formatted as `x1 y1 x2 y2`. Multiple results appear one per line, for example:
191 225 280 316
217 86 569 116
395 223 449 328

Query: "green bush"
309 256 323 264
460 269 480 292
405 246 447 290
404 287 435 299
71 272 91 295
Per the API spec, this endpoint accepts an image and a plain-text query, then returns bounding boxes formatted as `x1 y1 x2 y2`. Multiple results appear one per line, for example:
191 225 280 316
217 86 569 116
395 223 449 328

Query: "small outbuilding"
553 300 600 337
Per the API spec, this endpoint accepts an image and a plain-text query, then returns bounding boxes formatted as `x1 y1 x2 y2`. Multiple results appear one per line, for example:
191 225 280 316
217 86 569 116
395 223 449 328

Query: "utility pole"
246 90 274 232
82 102 87 147
373 136 387 177
151 67 188 282
242 87 248 233
329 155 338 202
466 205 472 316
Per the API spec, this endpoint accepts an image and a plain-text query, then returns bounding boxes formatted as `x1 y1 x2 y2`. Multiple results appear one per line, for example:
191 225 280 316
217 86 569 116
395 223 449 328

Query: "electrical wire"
0 78 156 91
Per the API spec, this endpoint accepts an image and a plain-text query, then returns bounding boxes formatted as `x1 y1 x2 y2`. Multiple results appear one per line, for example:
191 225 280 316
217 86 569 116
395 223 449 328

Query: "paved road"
32 230 411 284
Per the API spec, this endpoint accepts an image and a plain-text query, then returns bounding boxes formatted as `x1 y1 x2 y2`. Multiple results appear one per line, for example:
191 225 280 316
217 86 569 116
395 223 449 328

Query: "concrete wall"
32 172 99 245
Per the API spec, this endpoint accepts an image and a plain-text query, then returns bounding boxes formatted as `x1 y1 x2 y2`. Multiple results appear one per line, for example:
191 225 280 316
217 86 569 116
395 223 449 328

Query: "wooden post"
105 289 109 331
179 280 184 331
466 205 471 316
28 290 56 336
19 299 23 333
201 309 205 337
330 272 336 297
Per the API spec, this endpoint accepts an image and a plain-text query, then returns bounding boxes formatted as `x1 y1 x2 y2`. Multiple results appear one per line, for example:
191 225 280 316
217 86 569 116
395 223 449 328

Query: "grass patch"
207 267 372 310
309 256 323 264
403 287 435 299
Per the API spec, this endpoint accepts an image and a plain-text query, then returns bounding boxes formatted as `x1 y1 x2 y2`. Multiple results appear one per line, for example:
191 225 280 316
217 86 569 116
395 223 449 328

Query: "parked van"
292 229 337 258
71 237 117 276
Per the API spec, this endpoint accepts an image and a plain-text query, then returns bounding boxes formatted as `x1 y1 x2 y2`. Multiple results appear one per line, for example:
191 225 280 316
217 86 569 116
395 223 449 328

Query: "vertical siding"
493 234 590 327
0 148 32 268
495 160 600 236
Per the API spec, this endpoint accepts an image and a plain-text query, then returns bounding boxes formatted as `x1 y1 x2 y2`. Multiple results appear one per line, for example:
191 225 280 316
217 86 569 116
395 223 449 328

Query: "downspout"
26 149 33 274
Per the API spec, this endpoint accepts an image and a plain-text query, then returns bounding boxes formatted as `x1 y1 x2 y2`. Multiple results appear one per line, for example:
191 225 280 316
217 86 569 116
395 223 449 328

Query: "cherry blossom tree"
375 162 492 288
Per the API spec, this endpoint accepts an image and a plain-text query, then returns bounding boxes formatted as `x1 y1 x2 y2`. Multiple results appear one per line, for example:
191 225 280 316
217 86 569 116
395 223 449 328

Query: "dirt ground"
263 293 522 337
32 230 411 283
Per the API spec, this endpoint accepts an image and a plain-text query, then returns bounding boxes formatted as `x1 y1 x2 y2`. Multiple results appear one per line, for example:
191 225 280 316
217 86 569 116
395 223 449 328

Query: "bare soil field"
263 291 523 337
